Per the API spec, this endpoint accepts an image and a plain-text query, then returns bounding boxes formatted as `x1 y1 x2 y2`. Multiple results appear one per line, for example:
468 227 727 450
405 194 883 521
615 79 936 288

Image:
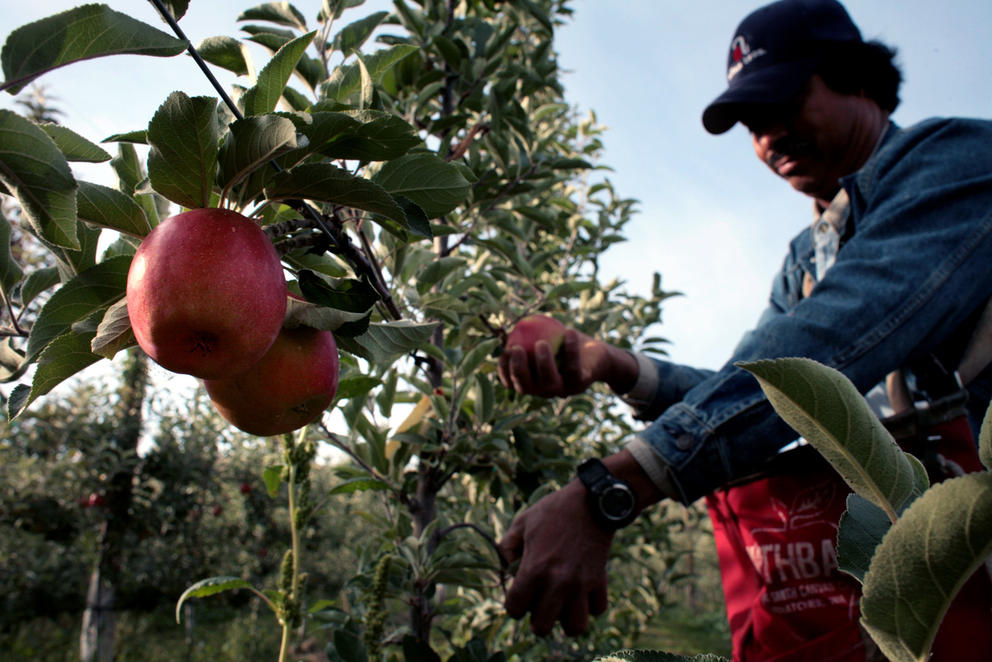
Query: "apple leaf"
175 576 266 624
860 472 992 662
371 153 471 219
336 320 440 366
332 11 390 55
739 358 928 522
417 256 467 295
147 92 220 210
19 267 60 309
90 298 135 360
320 110 422 162
321 44 419 103
297 270 378 312
77 182 152 238
0 5 187 95
238 3 308 31
24 255 130 367
262 465 284 497
158 1 190 21
980 399 992 471
7 329 102 419
196 36 252 77
328 477 391 495
0 109 78 249
241 31 315 116
0 209 24 297
283 295 369 331
333 375 382 402
265 163 407 225
836 493 891 583
217 114 297 202
102 130 148 145
40 124 111 163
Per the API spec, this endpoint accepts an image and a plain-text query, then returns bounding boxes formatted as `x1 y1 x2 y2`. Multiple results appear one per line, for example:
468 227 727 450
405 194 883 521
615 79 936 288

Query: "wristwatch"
577 458 639 530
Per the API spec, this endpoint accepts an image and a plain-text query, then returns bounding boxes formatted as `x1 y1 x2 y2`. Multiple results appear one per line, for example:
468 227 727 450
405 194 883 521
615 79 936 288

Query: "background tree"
0 2 720 660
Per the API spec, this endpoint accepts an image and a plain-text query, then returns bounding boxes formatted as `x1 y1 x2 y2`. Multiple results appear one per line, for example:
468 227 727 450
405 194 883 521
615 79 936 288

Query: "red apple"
126 208 287 379
506 314 567 357
239 481 252 495
203 325 339 436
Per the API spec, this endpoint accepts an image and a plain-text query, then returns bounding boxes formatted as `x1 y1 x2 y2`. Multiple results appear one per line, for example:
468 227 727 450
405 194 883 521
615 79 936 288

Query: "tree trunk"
79 564 116 662
79 350 149 662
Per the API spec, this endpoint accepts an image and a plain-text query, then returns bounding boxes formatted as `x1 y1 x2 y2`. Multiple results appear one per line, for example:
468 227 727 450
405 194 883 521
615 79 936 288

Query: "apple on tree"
126 208 287 379
505 314 566 372
203 323 340 437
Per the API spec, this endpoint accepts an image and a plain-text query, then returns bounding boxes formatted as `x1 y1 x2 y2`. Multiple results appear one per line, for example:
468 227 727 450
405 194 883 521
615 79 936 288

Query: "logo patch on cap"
728 36 766 81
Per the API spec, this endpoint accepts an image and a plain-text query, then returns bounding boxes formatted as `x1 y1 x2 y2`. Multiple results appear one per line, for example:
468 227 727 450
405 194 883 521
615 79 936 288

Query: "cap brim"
702 57 820 134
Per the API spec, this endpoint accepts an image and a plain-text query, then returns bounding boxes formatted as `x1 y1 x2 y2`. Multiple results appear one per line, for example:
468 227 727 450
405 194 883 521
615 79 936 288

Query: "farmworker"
496 0 992 659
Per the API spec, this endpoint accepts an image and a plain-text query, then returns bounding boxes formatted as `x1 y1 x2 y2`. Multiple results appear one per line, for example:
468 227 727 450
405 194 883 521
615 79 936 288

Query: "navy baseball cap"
702 0 863 134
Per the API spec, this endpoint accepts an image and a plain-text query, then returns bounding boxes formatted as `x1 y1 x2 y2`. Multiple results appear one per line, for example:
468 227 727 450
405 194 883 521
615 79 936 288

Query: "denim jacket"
626 117 992 504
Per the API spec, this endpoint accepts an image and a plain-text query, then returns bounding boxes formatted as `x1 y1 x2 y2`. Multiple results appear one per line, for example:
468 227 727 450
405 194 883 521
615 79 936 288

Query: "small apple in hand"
506 314 566 360
126 208 287 379
204 324 340 436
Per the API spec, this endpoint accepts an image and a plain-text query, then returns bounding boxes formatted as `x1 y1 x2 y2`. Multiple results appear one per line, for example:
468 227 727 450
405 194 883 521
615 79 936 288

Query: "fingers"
498 341 564 397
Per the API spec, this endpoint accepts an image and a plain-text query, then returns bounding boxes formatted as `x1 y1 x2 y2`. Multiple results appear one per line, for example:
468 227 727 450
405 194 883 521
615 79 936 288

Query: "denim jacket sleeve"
628 118 992 505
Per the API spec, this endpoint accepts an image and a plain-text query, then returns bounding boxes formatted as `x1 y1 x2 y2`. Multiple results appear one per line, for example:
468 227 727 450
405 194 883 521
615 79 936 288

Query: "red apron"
706 416 992 661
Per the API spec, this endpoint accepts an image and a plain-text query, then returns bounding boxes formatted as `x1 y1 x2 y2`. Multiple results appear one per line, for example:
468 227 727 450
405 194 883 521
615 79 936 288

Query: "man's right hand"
498 327 636 398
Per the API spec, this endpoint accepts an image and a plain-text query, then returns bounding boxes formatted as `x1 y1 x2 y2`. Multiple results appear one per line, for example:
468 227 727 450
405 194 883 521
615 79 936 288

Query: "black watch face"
599 484 636 521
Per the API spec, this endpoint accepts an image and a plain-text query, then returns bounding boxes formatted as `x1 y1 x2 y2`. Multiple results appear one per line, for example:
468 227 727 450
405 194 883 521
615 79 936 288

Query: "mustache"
766 136 815 167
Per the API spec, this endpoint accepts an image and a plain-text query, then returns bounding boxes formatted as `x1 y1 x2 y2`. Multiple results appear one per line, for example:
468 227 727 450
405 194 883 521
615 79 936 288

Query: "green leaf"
265 163 406 225
20 266 60 308
0 209 24 297
102 130 148 145
196 36 252 77
739 358 928 521
283 294 368 331
860 472 992 662
836 493 891 583
335 320 438 366
8 329 102 419
417 256 466 295
147 92 219 209
458 338 499 379
980 399 992 471
159 1 190 21
333 375 381 401
0 5 187 95
371 153 471 219
263 465 284 497
298 271 378 314
40 124 111 162
321 44 418 103
328 477 390 495
0 110 78 249
319 110 421 162
217 114 297 197
238 3 308 30
77 181 152 238
89 298 134 360
175 577 258 623
24 255 130 366
241 31 315 116
332 11 389 55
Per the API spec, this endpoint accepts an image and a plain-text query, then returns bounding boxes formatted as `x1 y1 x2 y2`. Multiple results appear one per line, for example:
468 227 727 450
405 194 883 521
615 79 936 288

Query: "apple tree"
1 1 683 659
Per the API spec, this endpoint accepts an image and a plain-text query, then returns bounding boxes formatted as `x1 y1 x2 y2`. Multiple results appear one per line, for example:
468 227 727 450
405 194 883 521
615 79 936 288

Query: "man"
497 0 992 659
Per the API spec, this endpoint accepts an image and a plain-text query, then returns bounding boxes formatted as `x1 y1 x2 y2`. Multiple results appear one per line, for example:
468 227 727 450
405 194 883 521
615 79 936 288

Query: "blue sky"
3 0 991 372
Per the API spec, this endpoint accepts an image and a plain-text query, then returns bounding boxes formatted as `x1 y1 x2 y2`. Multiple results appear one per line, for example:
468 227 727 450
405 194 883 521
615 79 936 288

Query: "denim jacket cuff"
617 351 659 411
625 437 682 502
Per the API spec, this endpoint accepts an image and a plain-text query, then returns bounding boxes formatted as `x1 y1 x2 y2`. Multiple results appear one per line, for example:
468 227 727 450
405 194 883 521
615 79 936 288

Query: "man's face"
740 74 882 205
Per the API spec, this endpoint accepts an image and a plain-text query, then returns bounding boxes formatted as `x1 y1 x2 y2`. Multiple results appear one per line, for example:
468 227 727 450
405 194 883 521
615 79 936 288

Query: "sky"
3 0 992 375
